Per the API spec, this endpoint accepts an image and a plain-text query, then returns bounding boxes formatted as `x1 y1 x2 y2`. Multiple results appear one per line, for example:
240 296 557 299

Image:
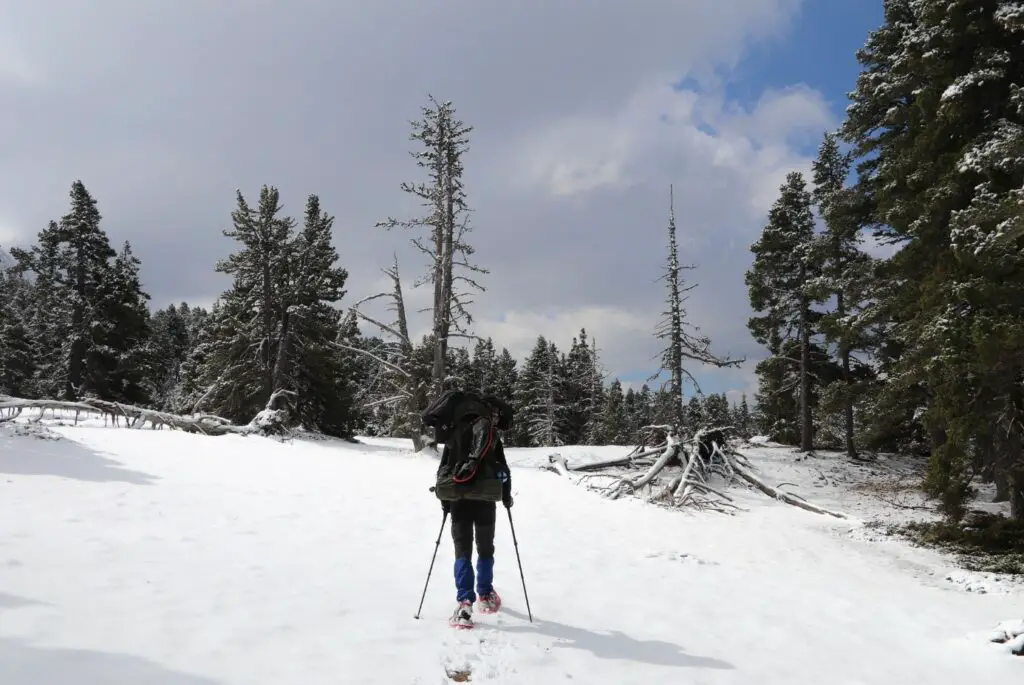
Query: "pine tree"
602 380 631 445
493 347 518 404
703 393 732 430
841 0 1024 518
184 187 357 435
92 242 155 405
514 336 566 447
563 328 601 444
0 270 35 396
10 182 143 401
809 132 877 458
746 172 819 451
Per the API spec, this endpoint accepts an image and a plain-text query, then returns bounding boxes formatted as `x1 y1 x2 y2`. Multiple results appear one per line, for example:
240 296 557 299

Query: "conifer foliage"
179 186 357 437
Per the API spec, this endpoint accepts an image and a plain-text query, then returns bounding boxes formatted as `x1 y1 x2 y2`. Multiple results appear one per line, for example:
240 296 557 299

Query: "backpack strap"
452 416 496 484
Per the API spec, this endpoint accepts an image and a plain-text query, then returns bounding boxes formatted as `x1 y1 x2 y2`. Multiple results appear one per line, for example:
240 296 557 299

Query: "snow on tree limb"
0 395 276 436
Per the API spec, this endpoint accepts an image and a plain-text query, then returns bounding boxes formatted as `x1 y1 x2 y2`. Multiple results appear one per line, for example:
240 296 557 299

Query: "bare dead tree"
377 95 486 400
650 185 743 433
340 255 432 450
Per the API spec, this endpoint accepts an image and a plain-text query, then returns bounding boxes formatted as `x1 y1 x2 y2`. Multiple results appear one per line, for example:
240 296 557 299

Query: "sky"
0 0 885 404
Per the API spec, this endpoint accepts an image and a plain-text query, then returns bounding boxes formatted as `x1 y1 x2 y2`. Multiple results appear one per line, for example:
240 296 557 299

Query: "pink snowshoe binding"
449 600 473 629
476 591 501 614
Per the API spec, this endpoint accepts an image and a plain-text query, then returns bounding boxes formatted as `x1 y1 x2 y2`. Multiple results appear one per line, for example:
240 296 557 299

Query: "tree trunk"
798 266 813 452
1007 470 1024 519
271 312 291 397
1007 379 1024 521
836 290 856 459
261 255 275 405
68 238 87 400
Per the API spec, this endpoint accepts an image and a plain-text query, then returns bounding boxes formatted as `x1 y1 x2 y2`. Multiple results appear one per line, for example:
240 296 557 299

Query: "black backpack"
422 390 512 502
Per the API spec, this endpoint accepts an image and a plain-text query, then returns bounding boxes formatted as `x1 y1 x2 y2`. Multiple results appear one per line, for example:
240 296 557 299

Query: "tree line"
1 98 746 447
746 0 1024 521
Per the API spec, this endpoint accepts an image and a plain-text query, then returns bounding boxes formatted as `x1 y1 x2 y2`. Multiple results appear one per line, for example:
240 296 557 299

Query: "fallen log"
724 450 848 519
0 395 283 437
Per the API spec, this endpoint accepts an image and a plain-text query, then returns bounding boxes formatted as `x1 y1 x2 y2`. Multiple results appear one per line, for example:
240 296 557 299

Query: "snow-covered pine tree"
9 182 145 402
808 132 878 459
746 172 820 452
703 393 732 430
602 379 631 445
493 347 519 405
183 187 357 436
284 195 357 436
90 241 155 405
841 0 1024 519
563 328 601 444
685 395 704 432
513 336 566 447
377 96 486 399
0 269 35 397
447 346 473 390
651 184 740 432
151 304 193 410
733 394 753 439
467 337 498 395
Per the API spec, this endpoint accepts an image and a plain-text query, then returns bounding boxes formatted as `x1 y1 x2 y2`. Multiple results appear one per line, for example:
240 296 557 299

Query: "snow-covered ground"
0 421 1021 683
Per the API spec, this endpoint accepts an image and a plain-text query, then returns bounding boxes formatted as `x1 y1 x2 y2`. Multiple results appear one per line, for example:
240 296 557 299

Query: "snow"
0 422 1021 684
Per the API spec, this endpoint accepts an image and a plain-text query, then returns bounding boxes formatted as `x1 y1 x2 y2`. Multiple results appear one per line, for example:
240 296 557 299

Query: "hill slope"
0 425 1019 683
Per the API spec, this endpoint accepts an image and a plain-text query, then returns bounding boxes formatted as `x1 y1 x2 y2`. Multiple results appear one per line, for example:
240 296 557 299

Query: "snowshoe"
476 591 501 615
449 600 473 630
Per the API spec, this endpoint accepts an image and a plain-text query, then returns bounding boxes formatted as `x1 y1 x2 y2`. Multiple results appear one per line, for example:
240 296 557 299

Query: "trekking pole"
505 507 533 622
414 511 448 620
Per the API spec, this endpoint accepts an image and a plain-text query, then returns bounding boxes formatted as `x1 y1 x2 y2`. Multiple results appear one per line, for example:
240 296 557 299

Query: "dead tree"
547 426 847 518
0 394 291 437
377 95 487 401
650 185 742 433
339 256 431 450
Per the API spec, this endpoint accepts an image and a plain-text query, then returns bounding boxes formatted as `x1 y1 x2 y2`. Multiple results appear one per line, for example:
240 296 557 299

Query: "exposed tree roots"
546 426 848 518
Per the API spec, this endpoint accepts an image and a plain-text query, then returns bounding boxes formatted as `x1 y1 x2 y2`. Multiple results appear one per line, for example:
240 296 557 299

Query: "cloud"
0 0 829 398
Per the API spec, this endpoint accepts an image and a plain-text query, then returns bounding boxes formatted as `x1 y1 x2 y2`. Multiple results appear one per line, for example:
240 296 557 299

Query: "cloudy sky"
0 0 883 402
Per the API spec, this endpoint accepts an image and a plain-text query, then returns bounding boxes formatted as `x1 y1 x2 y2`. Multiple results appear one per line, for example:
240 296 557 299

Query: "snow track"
0 423 1020 683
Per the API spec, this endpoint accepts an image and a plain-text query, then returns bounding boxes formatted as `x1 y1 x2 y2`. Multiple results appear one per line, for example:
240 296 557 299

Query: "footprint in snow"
644 551 719 566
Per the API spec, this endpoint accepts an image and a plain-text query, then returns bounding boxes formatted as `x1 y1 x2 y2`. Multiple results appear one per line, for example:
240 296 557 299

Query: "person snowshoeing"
422 389 514 629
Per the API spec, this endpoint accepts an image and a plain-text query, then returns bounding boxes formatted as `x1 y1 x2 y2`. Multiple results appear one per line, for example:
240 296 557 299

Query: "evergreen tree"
92 242 155 404
841 0 1024 518
493 347 518 405
808 132 877 458
703 393 732 430
602 379 631 445
0 270 36 396
746 172 820 451
513 336 566 446
10 182 152 402
686 395 704 431
183 188 357 436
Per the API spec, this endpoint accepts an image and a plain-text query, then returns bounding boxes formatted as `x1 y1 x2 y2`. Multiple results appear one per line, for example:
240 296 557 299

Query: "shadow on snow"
0 428 158 485
498 607 735 670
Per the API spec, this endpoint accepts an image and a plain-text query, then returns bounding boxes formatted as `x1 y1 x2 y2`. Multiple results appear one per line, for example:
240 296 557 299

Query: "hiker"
422 390 514 629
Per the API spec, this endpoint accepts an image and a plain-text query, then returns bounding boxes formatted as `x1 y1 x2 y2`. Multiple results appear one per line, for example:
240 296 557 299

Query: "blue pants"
450 500 496 603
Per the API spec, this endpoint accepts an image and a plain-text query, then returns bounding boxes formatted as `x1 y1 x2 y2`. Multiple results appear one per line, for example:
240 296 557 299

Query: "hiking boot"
449 600 473 629
476 591 501 614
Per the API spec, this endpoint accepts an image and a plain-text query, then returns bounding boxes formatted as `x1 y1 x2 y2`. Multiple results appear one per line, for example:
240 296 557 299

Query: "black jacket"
438 415 512 499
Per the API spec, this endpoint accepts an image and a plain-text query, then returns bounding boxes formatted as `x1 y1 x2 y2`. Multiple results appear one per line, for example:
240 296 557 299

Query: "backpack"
423 390 511 502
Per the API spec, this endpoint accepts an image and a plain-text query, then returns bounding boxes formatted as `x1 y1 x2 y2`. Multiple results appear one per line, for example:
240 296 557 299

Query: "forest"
1 2 1023 525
